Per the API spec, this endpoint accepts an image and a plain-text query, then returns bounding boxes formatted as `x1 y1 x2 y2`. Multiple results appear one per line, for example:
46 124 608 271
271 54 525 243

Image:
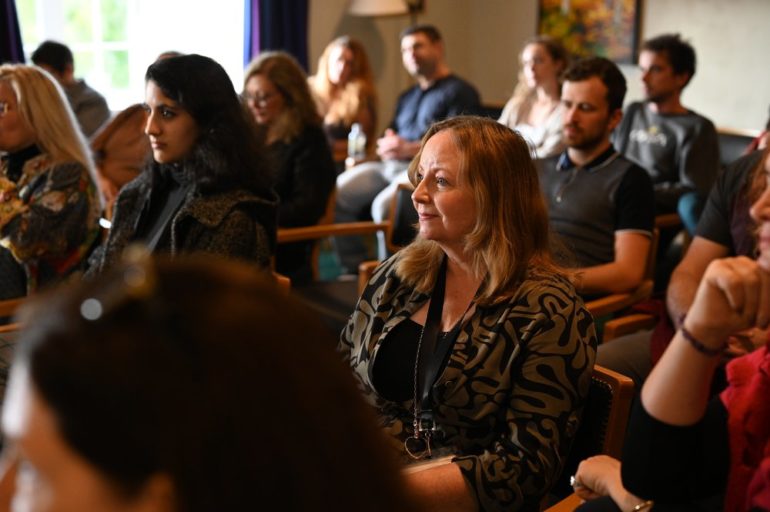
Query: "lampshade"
348 0 409 16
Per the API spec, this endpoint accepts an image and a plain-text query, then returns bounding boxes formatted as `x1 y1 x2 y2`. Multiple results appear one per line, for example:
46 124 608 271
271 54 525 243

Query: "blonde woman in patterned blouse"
0 64 102 293
340 116 597 511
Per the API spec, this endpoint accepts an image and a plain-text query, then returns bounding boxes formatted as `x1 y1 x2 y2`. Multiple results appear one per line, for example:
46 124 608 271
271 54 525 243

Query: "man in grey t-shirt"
613 33 719 234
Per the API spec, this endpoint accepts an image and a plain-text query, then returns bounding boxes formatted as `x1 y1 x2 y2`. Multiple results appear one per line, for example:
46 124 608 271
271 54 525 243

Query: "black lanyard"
416 257 466 422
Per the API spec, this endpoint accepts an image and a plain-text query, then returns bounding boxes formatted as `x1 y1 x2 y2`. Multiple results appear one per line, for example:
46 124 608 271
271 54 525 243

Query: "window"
17 0 246 112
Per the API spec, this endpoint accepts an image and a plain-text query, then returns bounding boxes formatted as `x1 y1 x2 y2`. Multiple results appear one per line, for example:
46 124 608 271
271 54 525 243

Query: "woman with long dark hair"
88 54 277 274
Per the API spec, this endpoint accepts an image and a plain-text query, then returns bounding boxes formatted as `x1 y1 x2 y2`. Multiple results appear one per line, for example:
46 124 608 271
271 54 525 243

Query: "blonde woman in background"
499 35 569 158
308 36 378 162
0 64 102 296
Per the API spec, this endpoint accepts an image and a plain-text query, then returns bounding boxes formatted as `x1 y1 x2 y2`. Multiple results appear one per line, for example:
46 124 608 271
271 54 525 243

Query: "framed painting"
538 0 641 63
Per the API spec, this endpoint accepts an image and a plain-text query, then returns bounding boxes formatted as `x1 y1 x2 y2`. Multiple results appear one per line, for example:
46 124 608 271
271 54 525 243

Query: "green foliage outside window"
105 51 129 88
63 0 93 43
102 0 126 41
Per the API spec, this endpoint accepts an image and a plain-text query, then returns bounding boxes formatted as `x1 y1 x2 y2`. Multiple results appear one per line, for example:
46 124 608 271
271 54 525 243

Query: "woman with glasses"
243 52 336 284
0 64 101 297
88 54 277 275
0 254 417 512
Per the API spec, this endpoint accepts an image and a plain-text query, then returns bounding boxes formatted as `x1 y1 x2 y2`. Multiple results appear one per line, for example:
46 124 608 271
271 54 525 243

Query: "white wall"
632 0 770 131
309 0 770 133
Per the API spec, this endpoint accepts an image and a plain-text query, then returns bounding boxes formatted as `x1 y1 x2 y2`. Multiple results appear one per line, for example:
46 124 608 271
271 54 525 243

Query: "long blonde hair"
0 64 103 208
243 52 320 144
308 36 377 138
504 36 569 125
395 116 561 305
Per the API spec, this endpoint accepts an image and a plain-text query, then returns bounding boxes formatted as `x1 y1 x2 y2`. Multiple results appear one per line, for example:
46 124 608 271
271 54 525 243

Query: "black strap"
416 257 467 424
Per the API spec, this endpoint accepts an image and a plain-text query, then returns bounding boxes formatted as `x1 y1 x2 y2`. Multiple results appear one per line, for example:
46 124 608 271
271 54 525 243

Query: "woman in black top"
244 51 336 284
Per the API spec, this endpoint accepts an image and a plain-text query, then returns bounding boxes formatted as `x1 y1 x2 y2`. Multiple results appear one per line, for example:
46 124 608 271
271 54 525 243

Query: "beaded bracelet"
679 315 727 357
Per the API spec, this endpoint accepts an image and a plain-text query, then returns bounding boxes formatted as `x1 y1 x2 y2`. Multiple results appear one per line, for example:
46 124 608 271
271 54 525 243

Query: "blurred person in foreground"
0 253 416 512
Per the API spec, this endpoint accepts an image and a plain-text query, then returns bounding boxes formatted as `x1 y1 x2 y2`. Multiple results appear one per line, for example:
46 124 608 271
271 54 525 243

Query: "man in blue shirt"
335 24 480 269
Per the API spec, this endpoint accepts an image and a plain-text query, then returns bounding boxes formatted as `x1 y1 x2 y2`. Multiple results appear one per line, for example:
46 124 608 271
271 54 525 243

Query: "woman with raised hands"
573 144 770 511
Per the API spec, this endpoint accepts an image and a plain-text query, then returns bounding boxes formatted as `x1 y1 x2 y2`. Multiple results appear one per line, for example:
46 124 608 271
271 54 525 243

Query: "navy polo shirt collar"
556 145 619 173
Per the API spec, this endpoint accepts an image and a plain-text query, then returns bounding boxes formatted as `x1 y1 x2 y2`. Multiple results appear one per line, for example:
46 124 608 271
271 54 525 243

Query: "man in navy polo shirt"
538 57 655 296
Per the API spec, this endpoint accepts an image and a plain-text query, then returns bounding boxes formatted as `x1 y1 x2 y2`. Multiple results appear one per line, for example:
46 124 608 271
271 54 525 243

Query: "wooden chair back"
272 272 291 296
386 183 417 253
549 364 635 499
357 183 418 294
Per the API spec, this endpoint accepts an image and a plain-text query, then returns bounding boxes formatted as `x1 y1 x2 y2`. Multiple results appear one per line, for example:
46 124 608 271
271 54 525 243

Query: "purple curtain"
244 0 308 70
1 0 25 63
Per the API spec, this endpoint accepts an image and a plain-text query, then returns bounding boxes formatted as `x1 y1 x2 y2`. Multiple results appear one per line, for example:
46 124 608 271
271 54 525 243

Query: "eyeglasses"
242 91 279 106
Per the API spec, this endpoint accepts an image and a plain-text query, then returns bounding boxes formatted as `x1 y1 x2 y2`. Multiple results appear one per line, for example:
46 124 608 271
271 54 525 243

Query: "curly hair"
642 33 696 86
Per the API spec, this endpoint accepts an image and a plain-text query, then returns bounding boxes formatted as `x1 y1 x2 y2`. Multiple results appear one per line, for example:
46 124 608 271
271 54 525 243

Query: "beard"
564 125 608 151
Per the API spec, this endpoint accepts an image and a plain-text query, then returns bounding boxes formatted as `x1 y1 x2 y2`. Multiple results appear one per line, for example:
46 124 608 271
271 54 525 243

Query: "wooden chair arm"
0 323 21 335
602 313 658 343
585 280 653 319
357 260 379 295
277 221 390 243
655 213 683 229
0 298 25 319
543 492 583 512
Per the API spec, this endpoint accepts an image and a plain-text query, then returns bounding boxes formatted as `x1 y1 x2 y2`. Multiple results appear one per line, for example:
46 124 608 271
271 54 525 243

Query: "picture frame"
538 0 642 64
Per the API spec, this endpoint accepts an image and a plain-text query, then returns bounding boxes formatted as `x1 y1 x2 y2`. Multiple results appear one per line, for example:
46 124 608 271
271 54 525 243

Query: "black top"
4 145 42 183
268 124 336 283
371 318 451 402
696 150 762 257
132 165 193 252
577 399 729 512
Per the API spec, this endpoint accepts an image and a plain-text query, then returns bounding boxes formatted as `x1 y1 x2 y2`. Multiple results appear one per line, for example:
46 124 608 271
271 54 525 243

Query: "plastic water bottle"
346 123 366 167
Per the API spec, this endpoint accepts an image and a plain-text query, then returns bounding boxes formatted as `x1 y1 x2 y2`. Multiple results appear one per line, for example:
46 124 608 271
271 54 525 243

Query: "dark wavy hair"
145 54 271 195
14 255 415 512
562 56 627 113
642 33 696 86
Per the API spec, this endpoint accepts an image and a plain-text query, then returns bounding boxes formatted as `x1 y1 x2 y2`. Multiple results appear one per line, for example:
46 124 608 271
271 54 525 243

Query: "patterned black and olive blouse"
340 255 597 512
